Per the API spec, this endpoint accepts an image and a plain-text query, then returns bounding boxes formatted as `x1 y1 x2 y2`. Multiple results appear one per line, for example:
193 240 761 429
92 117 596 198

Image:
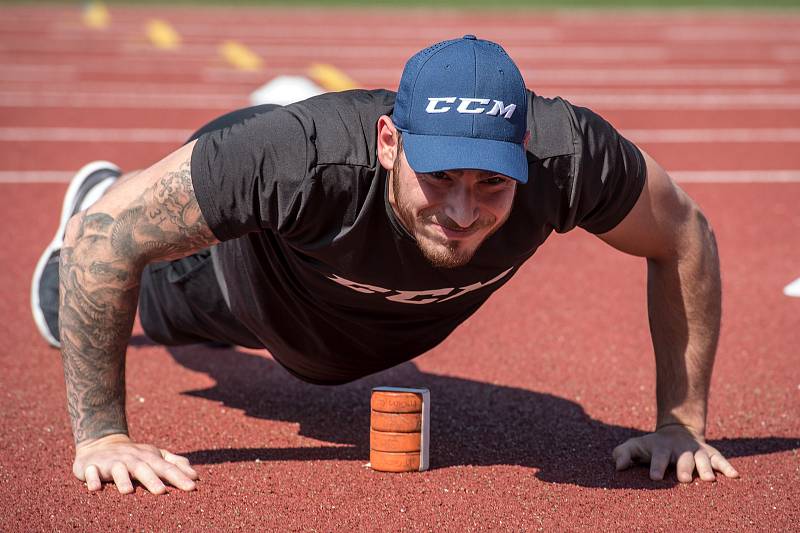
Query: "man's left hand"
613 424 740 482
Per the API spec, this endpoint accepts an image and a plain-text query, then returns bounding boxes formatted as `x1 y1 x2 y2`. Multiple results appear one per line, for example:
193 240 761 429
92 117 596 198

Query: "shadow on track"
134 339 799 489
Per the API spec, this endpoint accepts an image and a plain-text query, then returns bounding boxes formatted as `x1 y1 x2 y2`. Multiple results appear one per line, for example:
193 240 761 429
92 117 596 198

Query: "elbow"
652 202 717 266
690 206 718 254
672 205 719 269
61 211 145 288
63 212 86 247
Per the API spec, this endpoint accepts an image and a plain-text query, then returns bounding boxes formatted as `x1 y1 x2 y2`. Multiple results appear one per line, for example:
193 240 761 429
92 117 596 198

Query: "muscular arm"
646 215 720 436
59 140 219 445
598 150 719 435
597 149 737 482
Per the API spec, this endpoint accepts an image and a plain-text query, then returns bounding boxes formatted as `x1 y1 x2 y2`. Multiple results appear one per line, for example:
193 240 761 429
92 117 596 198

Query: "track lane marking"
561 93 800 110
2 34 796 58
0 92 244 108
5 91 800 110
6 76 800 93
146 19 181 50
665 27 800 42
219 41 262 71
0 127 190 142
82 1 109 30
307 63 357 92
622 128 800 143
669 171 800 183
0 172 74 183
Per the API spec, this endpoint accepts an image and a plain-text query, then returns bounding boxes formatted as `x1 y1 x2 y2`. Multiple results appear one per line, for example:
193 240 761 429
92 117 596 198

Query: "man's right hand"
73 434 198 494
58 142 217 495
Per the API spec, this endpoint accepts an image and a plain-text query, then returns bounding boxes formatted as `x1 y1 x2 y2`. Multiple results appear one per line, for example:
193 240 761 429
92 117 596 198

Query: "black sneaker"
31 161 121 348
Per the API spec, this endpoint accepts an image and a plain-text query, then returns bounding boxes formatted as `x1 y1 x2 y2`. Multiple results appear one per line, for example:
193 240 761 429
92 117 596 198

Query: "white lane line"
3 91 800 110
623 128 800 143
0 65 77 82
0 92 245 109
784 278 800 298
1 65 790 89
0 127 191 142
665 27 800 42
4 24 563 41
774 46 800 61
563 93 800 110
2 170 798 184
8 34 795 68
0 80 256 94
3 127 800 144
670 171 800 183
338 67 791 85
531 68 788 85
2 18 796 42
0 172 74 183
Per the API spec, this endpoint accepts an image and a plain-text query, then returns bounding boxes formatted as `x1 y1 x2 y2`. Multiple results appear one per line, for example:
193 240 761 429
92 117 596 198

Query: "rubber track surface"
0 6 798 532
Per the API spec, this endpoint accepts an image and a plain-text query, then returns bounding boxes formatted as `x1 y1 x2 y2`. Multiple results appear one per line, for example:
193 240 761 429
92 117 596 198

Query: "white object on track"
249 76 323 106
784 277 800 298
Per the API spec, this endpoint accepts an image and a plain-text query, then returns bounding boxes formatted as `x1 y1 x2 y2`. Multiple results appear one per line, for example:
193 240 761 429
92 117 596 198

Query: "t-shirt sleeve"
569 105 647 234
190 108 311 242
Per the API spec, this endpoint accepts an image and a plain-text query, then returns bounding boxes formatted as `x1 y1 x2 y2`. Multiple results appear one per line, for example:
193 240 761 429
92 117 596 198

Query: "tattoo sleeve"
59 148 218 445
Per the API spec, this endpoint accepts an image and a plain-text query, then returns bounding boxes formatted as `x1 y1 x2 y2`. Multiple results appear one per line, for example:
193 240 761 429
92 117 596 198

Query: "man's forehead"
439 168 509 179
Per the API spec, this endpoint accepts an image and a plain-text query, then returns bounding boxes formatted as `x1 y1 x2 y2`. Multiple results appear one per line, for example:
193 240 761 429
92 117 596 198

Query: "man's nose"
443 185 479 228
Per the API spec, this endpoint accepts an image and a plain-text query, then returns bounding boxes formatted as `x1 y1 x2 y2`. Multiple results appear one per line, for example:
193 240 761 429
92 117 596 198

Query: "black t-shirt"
190 89 645 384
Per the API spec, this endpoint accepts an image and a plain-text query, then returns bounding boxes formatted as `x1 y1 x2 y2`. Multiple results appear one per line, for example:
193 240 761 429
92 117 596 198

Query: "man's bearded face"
389 149 516 269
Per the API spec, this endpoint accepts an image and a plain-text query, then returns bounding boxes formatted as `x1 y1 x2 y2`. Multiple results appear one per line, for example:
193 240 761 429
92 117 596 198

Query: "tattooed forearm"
59 156 218 445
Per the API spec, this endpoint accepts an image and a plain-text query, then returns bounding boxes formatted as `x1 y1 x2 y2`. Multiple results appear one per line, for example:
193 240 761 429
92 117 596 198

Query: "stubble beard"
391 168 495 269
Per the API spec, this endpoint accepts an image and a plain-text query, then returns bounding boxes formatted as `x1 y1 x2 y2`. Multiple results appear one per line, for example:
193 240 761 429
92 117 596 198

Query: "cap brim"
402 132 528 184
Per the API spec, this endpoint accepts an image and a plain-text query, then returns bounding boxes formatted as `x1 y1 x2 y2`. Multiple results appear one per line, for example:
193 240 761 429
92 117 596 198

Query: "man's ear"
523 130 531 150
377 115 399 171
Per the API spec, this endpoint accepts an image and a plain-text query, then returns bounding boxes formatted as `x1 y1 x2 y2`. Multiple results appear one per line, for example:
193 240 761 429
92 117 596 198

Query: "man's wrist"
76 430 131 450
656 415 706 437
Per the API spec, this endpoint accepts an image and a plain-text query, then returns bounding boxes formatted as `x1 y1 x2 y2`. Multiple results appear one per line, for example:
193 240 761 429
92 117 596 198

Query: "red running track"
0 5 798 532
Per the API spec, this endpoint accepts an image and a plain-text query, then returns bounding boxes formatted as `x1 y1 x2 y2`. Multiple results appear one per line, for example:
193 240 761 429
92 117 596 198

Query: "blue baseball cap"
393 35 529 184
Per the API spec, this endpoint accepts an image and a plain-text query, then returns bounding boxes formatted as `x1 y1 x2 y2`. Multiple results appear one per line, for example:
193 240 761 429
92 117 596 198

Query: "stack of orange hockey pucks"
369 387 430 472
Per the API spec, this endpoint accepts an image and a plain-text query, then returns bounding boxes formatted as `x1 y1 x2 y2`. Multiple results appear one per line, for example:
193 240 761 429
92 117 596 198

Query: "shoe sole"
30 161 121 348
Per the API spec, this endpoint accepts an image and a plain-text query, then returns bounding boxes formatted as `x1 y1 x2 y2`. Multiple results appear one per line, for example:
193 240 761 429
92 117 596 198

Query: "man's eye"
484 177 508 185
429 172 449 181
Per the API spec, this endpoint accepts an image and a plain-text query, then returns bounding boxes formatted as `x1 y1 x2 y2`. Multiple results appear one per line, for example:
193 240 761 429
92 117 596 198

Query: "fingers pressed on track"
132 461 166 495
84 464 102 491
613 445 633 471
710 453 740 478
111 462 134 494
649 449 670 481
153 460 196 491
676 451 695 483
695 451 717 482
629 438 651 462
161 450 199 480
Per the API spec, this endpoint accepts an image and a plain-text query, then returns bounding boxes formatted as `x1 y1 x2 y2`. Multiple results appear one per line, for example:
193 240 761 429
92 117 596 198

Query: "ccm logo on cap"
426 97 516 118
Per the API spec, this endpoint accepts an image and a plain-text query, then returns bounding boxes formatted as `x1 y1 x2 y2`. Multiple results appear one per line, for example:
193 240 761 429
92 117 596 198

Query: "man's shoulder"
284 89 396 168
291 88 396 112
525 90 579 161
527 92 623 156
